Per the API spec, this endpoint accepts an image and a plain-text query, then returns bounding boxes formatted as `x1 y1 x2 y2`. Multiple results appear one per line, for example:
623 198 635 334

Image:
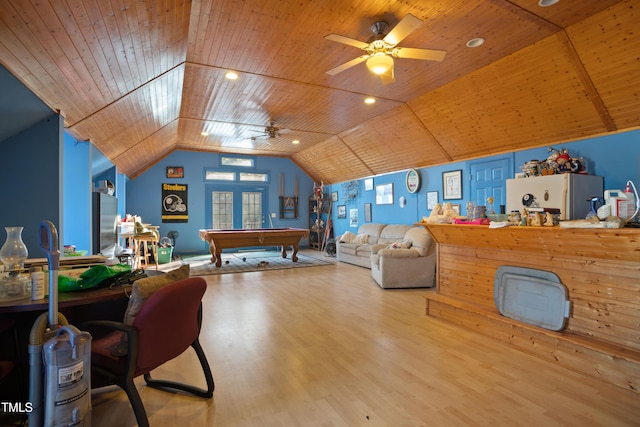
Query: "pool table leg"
207 240 223 267
291 243 299 262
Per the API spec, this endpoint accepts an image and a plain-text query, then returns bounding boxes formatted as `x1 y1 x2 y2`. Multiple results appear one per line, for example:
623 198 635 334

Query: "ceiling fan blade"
379 65 395 85
278 128 292 135
324 34 369 49
326 55 369 75
383 13 423 46
393 47 446 61
246 136 271 145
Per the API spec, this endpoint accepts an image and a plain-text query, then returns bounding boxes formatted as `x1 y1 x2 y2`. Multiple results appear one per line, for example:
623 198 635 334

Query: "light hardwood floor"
91 251 640 426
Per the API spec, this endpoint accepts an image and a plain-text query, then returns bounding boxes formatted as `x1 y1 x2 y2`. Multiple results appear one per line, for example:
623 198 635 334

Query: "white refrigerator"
506 174 603 220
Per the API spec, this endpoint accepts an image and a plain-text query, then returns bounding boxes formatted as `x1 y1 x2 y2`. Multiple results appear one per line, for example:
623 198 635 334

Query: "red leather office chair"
0 319 18 383
0 318 25 426
83 277 214 427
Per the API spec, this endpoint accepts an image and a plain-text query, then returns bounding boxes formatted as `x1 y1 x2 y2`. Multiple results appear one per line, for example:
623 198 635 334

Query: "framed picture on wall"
375 183 393 205
427 191 439 210
337 205 346 219
364 178 374 191
443 170 462 200
350 208 358 227
331 191 339 202
166 166 184 178
364 203 372 222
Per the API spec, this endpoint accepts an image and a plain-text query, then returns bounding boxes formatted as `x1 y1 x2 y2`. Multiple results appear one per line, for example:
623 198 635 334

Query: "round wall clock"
405 169 421 193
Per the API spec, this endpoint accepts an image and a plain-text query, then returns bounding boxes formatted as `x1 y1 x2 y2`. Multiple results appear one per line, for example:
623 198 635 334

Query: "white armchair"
370 227 436 289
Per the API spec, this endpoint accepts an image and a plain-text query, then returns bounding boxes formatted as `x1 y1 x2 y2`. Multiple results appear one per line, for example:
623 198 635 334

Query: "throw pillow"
112 264 190 356
339 231 357 243
386 239 413 249
123 264 190 325
354 233 369 244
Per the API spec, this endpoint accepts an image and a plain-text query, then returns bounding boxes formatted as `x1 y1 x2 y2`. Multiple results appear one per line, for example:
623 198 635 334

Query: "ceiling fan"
247 121 291 144
324 13 446 84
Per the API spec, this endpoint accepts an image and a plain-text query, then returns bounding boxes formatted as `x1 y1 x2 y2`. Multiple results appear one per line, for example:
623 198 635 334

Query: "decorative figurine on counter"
426 202 458 224
509 210 521 224
486 197 495 215
520 209 528 226
544 212 556 226
530 212 543 226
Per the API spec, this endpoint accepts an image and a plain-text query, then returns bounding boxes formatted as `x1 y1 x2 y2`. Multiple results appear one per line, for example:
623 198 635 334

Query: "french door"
207 185 267 230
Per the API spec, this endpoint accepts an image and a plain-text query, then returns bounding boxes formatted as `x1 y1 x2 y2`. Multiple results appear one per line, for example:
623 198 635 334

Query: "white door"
210 188 266 230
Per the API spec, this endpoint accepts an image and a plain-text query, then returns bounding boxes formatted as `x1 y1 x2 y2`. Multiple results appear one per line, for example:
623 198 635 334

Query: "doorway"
468 157 512 212
206 185 267 230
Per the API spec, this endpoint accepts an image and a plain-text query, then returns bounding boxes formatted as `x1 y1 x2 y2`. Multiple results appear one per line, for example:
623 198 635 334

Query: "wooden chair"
82 277 214 427
133 234 158 269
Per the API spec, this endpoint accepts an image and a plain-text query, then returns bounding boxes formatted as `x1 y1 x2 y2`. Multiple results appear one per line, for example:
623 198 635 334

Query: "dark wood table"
0 285 130 314
199 227 309 267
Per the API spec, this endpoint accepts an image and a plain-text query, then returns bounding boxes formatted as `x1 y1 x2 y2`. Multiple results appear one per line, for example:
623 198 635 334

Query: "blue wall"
0 114 63 255
63 132 91 252
329 129 640 237
513 131 640 191
6 114 633 259
126 151 315 254
122 130 639 254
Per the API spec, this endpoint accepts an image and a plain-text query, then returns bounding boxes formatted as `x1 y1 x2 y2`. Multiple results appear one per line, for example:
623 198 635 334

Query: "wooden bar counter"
417 223 640 394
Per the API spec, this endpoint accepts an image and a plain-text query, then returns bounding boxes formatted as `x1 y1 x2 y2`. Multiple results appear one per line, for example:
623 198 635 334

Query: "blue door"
468 157 511 214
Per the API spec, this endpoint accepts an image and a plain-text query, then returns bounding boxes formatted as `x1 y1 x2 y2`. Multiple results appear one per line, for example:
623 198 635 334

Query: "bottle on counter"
31 266 45 300
619 183 636 221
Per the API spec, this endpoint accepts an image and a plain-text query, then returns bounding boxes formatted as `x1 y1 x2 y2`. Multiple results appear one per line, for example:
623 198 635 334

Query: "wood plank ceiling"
0 0 637 182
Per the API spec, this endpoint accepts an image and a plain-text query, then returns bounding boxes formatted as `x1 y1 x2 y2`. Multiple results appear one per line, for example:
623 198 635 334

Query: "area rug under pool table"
183 250 333 276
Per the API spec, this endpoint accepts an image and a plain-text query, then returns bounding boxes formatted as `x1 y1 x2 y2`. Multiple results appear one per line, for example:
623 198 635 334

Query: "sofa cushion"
355 223 387 244
378 224 413 244
355 244 373 258
338 243 359 256
404 227 433 257
354 233 369 244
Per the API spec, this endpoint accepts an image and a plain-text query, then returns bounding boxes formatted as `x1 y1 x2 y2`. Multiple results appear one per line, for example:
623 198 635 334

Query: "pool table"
198 228 310 267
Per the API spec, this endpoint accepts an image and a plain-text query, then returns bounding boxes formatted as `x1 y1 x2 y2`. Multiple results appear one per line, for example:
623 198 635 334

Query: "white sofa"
336 223 437 289
370 226 436 289
336 223 406 268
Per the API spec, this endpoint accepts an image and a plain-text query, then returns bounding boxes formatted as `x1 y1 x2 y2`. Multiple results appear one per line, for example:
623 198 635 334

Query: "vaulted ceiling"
0 0 638 183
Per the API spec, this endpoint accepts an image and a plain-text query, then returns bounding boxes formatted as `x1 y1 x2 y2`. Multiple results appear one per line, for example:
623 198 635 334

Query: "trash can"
157 247 173 264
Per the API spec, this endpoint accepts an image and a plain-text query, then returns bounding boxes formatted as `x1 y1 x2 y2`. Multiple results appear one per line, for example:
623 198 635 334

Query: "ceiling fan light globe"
366 54 393 75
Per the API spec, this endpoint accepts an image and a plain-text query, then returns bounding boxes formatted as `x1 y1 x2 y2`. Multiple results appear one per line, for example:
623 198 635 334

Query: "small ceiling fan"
324 13 446 84
249 121 291 143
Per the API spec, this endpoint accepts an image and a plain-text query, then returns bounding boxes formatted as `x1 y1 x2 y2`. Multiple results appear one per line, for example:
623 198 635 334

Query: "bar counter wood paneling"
418 223 640 394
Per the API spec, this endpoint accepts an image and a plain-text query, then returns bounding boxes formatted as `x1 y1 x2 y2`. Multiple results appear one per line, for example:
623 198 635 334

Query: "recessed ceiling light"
292 139 300 144
538 0 560 6
201 131 209 136
225 71 238 80
466 37 485 48
364 97 376 104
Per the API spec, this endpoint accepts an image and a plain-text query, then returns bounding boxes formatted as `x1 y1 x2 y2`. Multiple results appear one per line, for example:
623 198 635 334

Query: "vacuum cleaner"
28 221 92 427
